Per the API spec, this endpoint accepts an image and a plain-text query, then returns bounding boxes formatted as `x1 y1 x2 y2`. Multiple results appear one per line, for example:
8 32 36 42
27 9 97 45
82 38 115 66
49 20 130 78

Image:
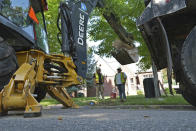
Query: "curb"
43 104 196 110
82 105 196 110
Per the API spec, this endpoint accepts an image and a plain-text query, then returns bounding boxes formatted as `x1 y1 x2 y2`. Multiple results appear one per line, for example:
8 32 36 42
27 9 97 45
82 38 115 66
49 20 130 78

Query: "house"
86 55 164 97
87 56 138 97
130 71 163 94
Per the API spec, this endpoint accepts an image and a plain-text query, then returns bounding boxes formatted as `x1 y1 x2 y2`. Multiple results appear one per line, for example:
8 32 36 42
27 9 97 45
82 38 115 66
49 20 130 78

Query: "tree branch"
97 0 135 48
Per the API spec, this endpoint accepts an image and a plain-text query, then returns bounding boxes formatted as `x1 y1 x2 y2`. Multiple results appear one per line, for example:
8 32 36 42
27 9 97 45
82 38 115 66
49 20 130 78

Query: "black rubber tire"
34 86 47 102
0 73 13 91
180 84 196 106
182 91 196 106
180 27 196 106
181 27 196 89
180 78 196 106
0 42 18 91
0 41 46 102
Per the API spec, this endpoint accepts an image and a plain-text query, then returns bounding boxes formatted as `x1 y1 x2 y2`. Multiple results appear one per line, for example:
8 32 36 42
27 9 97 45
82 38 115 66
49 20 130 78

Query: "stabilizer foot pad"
24 112 41 118
0 111 8 116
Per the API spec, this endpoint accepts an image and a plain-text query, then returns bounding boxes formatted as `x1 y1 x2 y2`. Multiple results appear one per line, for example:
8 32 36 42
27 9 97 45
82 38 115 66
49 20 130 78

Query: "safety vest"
115 72 125 84
95 73 104 84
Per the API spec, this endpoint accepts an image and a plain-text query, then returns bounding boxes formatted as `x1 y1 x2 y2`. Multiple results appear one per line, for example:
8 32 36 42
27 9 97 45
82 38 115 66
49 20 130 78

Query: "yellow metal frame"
0 50 81 117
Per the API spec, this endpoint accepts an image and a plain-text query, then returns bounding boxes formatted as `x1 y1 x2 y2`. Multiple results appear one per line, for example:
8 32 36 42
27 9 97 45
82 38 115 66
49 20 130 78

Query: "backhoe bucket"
112 39 139 65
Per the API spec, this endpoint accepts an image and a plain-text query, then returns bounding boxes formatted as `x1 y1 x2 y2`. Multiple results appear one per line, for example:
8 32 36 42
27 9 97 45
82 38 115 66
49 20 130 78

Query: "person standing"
114 67 127 102
94 68 104 99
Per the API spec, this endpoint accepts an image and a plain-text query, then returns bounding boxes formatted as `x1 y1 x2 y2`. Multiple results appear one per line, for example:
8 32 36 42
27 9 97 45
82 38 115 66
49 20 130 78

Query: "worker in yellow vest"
94 68 104 99
114 67 127 102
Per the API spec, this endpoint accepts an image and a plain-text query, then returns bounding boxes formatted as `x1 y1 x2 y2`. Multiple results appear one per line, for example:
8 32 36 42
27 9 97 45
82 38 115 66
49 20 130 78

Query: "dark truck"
137 0 196 106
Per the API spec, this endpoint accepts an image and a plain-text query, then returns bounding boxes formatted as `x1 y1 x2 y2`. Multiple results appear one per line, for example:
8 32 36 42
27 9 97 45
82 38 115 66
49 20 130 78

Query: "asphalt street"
0 107 196 131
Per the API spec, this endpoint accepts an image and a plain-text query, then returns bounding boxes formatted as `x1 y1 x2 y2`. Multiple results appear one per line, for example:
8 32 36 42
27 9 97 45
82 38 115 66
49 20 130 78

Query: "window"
143 75 147 78
0 0 30 27
34 12 49 54
130 78 133 83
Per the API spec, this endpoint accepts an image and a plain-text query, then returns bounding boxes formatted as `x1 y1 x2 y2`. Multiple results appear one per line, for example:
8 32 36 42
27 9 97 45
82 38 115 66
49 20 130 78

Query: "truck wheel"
0 41 18 91
182 91 196 106
180 26 196 106
180 84 196 106
34 86 47 102
0 73 13 91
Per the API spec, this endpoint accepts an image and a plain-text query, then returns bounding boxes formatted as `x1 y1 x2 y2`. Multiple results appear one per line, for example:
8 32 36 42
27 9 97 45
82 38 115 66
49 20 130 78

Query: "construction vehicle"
137 0 196 106
0 0 138 117
0 0 86 117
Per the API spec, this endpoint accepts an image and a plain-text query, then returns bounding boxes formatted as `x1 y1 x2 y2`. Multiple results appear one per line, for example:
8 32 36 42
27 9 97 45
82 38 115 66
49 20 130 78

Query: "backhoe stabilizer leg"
0 63 42 117
47 87 79 109
24 91 42 118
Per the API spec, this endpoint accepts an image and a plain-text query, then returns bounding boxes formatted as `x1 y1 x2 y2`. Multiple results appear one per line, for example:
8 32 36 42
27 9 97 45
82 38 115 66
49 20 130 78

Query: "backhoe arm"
58 0 138 78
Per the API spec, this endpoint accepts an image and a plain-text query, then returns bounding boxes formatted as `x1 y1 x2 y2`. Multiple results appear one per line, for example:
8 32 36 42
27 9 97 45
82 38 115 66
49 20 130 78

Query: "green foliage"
40 99 59 106
40 95 189 106
98 95 189 106
165 88 176 95
66 86 80 94
137 90 143 95
45 0 152 70
86 52 97 88
89 0 151 70
45 0 61 53
137 42 152 71
162 69 168 83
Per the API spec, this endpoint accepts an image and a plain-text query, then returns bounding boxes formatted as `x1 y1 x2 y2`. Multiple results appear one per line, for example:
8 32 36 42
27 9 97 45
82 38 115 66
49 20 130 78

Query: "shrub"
137 90 144 95
165 88 176 95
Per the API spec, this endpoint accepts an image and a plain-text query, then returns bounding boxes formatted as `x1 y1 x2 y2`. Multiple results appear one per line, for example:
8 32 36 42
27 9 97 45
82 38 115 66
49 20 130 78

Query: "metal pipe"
46 76 63 79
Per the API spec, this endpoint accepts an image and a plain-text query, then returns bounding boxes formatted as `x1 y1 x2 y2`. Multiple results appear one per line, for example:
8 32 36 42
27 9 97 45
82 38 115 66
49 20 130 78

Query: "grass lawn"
40 94 190 106
97 95 189 106
40 99 59 106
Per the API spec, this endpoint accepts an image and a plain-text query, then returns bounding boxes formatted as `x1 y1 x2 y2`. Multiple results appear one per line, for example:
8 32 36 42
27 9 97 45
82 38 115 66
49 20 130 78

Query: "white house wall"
95 55 137 96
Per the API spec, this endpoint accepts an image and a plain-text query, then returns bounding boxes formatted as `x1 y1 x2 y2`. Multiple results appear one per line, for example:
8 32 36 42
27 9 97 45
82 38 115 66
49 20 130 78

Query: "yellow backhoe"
0 0 138 117
0 0 82 117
